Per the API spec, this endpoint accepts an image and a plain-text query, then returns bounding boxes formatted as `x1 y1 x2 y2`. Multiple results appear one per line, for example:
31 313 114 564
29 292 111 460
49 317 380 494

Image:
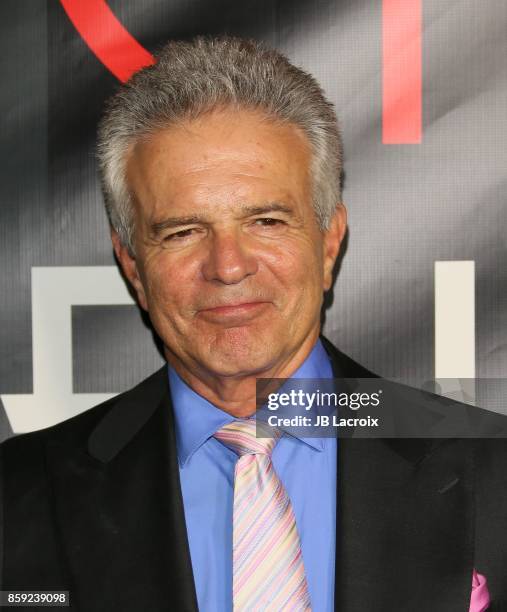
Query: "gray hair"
97 36 343 254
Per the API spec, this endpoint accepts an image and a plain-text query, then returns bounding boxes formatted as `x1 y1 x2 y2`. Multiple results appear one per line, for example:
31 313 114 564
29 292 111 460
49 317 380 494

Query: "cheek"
261 240 323 289
141 256 191 315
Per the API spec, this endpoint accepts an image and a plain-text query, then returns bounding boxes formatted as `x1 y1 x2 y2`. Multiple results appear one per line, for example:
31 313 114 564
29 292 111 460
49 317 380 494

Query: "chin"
201 327 280 376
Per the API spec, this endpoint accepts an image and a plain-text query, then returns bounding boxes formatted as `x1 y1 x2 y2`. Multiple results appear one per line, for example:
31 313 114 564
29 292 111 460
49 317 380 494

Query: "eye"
254 217 285 227
164 228 196 241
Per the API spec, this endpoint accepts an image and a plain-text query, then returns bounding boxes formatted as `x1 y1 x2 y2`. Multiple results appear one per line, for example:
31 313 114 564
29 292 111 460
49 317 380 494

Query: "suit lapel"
321 338 475 611
46 368 199 612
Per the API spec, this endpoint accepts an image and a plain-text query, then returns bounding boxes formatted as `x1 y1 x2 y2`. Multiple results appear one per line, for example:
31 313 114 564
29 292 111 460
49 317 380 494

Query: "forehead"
125 108 313 216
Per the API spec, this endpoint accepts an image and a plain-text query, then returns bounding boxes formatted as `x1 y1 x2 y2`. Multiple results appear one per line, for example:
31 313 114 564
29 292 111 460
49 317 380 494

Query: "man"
0 37 504 611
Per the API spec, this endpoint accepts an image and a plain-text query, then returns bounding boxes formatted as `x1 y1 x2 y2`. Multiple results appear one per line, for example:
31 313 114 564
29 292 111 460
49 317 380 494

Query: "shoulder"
321 334 507 443
0 365 168 467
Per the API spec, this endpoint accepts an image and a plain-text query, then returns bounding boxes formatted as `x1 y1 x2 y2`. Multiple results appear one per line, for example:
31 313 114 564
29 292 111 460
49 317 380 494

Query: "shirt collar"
169 338 333 467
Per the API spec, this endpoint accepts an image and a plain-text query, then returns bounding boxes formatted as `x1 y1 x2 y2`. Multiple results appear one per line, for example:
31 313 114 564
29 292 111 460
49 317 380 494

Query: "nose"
202 229 258 284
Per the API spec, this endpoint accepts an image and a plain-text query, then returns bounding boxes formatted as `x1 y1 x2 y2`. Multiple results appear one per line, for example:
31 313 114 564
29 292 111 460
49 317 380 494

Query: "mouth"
198 301 271 323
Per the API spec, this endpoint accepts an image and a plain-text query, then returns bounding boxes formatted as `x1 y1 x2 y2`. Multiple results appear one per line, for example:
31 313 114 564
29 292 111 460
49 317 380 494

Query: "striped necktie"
213 418 312 611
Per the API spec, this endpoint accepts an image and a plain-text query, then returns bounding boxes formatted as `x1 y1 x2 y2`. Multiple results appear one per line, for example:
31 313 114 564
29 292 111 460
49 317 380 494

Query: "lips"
198 301 270 323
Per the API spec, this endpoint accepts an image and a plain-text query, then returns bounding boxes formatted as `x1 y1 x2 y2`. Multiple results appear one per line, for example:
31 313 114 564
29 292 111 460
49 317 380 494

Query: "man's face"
116 108 346 381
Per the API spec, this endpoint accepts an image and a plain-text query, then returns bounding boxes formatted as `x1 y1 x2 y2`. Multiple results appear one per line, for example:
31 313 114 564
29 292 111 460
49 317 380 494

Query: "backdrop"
1 0 506 438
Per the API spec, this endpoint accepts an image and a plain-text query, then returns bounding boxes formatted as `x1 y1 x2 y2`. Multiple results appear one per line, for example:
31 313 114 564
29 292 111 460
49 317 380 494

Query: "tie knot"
213 418 281 456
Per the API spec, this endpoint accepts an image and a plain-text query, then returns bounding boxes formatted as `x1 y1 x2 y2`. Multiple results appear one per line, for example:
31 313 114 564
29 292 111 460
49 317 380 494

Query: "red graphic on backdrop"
60 0 422 143
382 0 422 143
59 0 155 83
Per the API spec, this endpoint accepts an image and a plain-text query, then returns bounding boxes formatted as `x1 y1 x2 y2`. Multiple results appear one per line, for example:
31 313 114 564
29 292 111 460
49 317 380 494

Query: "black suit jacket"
1 337 507 611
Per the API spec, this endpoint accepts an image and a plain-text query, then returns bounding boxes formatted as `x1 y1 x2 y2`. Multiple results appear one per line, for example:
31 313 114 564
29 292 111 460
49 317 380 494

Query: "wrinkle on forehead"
128 107 311 175
125 107 314 227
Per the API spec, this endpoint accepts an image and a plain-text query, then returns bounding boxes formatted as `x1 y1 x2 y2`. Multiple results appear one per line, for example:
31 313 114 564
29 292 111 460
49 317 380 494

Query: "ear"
322 203 347 291
111 230 149 311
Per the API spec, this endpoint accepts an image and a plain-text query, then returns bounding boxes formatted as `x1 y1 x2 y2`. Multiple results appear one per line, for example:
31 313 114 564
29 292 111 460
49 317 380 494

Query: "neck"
166 331 320 417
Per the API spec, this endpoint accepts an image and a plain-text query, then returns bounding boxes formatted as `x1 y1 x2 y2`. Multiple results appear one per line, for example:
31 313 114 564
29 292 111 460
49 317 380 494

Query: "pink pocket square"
470 569 490 612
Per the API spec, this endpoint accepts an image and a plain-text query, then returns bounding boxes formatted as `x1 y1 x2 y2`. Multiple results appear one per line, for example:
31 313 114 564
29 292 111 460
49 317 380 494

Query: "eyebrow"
149 202 294 235
150 215 202 235
240 203 294 217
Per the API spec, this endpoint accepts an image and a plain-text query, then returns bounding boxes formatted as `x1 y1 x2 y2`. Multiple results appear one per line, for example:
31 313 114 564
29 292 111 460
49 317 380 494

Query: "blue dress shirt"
169 339 336 611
